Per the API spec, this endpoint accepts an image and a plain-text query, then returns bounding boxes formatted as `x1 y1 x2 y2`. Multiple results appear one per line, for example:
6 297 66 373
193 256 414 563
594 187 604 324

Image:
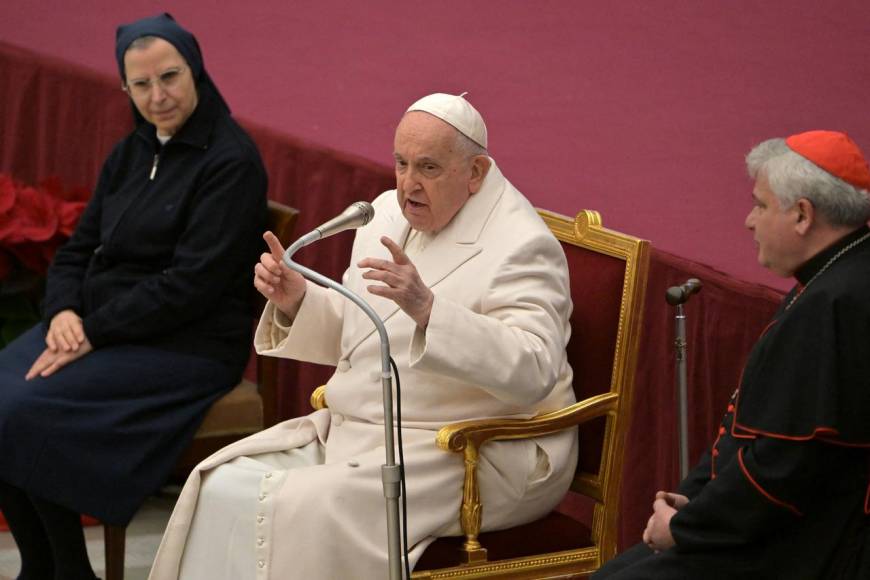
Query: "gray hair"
453 129 487 160
746 138 870 227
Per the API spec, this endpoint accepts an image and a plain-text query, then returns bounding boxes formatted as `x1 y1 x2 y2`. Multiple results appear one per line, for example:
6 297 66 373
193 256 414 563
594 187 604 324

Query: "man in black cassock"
594 130 870 579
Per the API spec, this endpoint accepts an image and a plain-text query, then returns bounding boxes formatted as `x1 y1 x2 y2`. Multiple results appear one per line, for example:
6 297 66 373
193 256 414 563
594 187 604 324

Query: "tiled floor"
0 490 176 580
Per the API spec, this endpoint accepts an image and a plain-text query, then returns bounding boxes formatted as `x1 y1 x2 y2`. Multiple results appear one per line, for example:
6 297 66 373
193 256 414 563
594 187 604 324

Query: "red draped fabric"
0 41 784 548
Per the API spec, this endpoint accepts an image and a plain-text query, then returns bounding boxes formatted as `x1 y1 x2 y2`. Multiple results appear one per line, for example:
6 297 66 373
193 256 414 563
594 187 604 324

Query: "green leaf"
0 318 40 347
0 293 40 320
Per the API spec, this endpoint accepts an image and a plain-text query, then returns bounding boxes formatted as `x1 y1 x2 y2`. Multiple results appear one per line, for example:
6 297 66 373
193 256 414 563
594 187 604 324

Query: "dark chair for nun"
103 200 299 580
311 208 650 579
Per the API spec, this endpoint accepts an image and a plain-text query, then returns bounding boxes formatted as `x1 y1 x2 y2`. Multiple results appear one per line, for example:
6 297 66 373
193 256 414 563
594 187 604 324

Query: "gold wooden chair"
312 209 649 578
103 200 299 580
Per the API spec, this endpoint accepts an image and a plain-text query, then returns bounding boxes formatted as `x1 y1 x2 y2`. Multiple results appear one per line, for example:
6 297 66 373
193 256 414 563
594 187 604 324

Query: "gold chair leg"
460 444 487 564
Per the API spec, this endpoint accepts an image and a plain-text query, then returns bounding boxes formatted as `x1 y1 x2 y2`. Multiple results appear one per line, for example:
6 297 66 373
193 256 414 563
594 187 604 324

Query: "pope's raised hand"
358 236 434 328
254 231 307 319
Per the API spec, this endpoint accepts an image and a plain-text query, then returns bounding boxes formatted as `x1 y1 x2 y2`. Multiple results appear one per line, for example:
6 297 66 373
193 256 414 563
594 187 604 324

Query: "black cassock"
595 226 870 580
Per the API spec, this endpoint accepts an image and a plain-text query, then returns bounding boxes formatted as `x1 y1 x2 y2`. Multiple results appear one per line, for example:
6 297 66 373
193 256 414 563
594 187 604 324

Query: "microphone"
296 201 375 247
277 198 403 578
665 278 702 306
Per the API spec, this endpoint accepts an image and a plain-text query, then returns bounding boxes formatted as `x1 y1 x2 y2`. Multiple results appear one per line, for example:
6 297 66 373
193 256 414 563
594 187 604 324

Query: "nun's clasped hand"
358 236 434 329
46 309 86 352
26 337 93 380
24 309 93 380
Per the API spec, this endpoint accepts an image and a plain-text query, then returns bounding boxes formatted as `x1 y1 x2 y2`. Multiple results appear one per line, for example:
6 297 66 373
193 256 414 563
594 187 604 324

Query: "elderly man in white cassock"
148 93 578 580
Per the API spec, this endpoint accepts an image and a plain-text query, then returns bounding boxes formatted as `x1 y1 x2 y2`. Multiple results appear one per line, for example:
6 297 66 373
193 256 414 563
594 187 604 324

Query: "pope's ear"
468 155 491 195
794 198 815 234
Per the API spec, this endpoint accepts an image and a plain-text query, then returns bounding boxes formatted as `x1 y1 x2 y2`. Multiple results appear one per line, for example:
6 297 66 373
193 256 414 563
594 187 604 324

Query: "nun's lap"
0 324 235 405
0 324 241 523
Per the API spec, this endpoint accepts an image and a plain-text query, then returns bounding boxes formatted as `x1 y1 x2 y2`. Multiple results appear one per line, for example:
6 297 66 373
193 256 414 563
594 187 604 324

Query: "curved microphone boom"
665 278 702 305
278 199 404 579
294 201 375 249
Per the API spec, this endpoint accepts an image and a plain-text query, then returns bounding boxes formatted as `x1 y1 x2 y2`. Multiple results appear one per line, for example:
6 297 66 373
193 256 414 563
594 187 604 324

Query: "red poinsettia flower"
0 183 58 244
57 199 87 237
0 174 89 277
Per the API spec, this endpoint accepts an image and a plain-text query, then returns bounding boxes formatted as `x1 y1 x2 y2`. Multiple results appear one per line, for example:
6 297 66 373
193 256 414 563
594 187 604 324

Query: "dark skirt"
0 324 239 525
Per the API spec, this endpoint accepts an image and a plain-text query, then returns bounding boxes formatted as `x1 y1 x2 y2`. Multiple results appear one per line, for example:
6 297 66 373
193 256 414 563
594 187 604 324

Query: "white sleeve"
254 279 346 366
408 233 571 407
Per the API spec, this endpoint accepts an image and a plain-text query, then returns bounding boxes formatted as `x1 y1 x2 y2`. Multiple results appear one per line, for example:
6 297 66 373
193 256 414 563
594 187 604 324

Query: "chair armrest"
432 391 619 564
436 392 618 452
310 385 328 410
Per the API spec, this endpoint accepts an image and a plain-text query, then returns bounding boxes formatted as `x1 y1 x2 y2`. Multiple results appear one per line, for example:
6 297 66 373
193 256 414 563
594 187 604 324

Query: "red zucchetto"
786 130 870 191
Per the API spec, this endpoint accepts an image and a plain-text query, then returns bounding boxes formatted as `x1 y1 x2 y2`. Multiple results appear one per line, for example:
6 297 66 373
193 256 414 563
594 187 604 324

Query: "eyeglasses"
123 66 187 98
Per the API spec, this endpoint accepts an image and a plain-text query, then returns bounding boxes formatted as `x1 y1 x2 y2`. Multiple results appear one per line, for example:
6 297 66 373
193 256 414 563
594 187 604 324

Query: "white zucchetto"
406 92 488 149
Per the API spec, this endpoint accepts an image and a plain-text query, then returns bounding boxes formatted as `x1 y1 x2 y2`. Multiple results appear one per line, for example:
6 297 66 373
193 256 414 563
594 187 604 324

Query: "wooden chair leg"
104 524 126 580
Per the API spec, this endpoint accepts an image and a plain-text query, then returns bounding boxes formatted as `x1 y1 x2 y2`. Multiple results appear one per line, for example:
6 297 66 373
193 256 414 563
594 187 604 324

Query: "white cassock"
148 161 578 580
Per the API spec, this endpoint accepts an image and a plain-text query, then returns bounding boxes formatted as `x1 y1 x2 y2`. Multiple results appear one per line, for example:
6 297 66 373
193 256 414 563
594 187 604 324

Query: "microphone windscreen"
665 287 685 306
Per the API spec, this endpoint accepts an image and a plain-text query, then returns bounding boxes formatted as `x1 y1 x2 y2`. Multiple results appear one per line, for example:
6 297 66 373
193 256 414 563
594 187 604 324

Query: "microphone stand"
282 235 403 580
665 279 701 480
673 302 690 480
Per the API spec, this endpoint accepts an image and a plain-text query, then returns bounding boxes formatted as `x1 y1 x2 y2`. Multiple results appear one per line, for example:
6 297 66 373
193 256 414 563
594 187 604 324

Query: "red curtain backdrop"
0 42 784 549
5 2 870 292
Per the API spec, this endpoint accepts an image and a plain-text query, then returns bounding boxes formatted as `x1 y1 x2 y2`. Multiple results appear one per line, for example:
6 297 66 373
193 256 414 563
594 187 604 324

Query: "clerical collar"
794 224 870 285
